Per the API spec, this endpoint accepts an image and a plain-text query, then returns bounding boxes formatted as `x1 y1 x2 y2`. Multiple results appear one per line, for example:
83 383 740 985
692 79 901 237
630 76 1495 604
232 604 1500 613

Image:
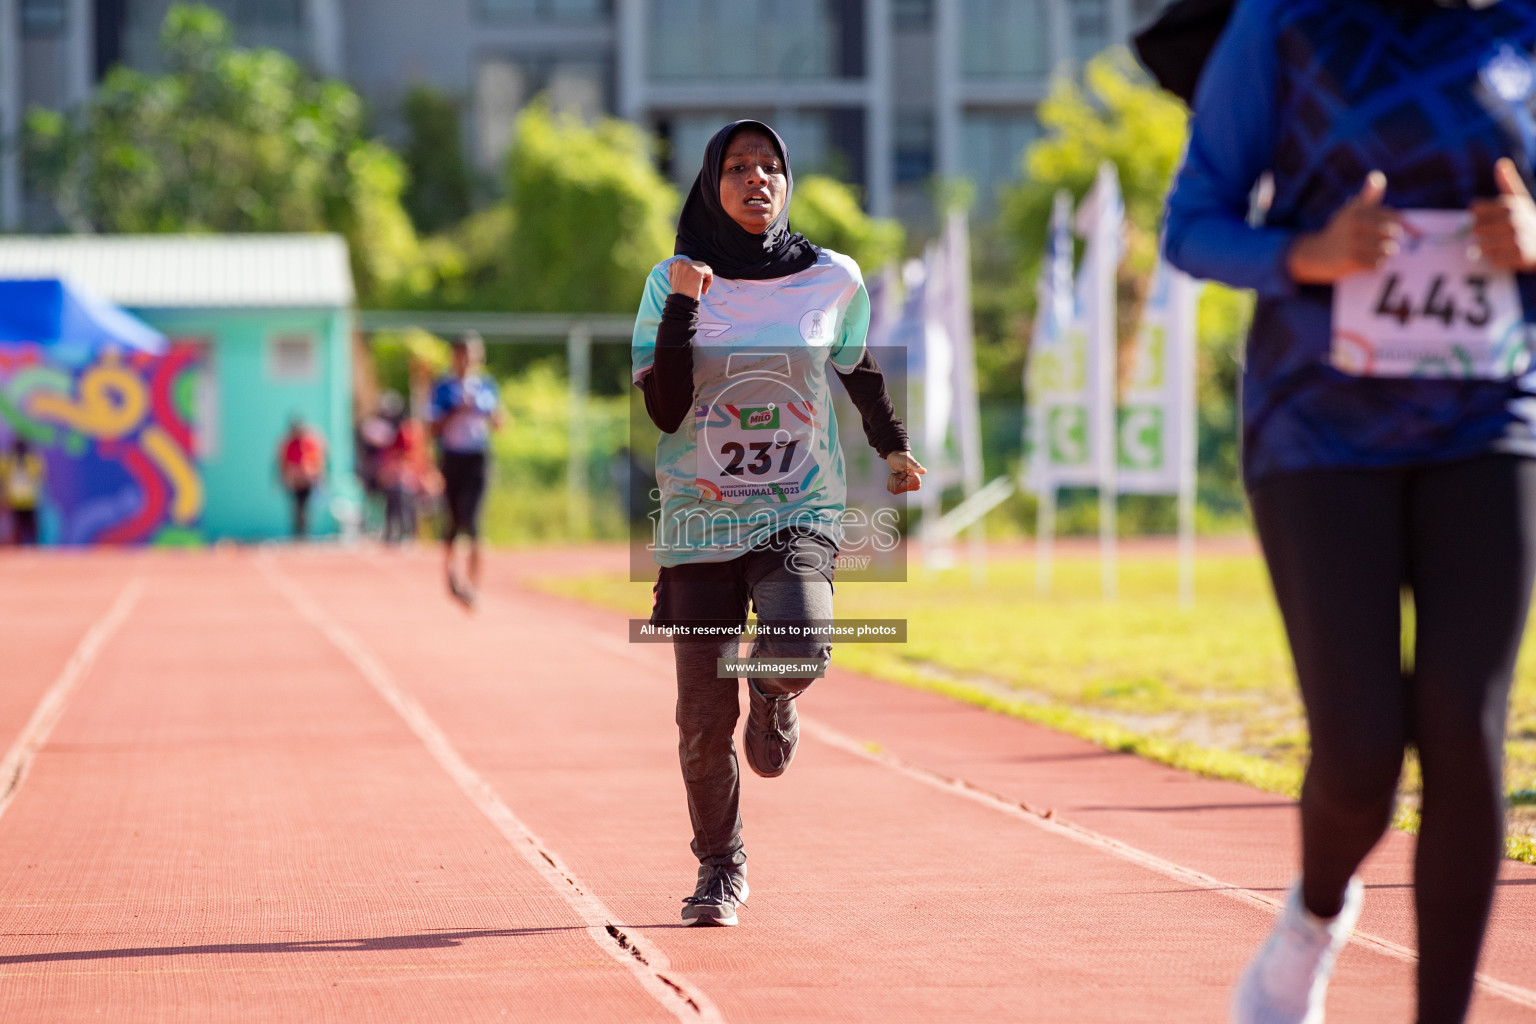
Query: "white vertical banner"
1080 163 1124 598
1121 256 1202 604
1024 190 1082 492
1022 170 1121 598
938 209 984 500
1119 258 1201 496
895 212 983 574
933 208 986 583
890 258 956 568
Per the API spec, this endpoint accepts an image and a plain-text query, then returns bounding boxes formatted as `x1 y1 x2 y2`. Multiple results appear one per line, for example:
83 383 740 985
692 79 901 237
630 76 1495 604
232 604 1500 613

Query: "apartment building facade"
1 0 1164 231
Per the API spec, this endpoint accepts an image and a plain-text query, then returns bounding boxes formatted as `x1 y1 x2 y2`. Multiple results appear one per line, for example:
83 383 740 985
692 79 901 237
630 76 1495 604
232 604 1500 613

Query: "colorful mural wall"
0 343 204 545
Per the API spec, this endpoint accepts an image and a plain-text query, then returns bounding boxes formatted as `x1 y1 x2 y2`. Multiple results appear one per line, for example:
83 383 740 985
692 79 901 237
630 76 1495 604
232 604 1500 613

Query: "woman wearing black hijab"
632 120 925 926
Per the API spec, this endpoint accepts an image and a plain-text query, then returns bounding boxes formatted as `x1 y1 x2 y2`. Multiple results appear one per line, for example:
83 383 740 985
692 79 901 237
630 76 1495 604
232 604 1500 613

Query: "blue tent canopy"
0 278 166 354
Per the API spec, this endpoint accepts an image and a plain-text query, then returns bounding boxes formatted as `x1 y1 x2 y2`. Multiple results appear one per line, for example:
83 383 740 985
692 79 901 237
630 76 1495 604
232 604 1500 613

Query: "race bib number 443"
1331 210 1531 379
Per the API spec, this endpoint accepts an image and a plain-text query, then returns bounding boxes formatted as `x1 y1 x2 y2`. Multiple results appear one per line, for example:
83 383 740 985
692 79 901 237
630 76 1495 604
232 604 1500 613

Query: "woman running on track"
632 120 924 927
1166 2 1536 1021
429 332 503 607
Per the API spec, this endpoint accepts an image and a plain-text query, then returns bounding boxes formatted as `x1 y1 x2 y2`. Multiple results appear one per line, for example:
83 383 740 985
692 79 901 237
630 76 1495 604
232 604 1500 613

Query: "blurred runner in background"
429 332 503 606
277 418 327 540
1165 2 1536 1021
356 391 403 536
0 438 45 546
381 411 440 546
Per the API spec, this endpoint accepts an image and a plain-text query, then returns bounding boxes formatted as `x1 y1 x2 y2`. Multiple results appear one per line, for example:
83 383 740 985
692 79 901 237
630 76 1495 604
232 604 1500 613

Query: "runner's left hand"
1470 158 1536 271
886 451 926 494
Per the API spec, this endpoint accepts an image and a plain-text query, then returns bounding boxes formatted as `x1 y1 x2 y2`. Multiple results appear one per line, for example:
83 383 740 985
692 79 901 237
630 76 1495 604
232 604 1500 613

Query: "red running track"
0 547 1533 1023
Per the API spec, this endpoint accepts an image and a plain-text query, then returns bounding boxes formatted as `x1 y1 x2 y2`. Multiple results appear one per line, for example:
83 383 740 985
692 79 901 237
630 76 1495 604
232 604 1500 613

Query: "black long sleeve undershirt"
640 292 909 459
642 293 700 434
833 348 909 460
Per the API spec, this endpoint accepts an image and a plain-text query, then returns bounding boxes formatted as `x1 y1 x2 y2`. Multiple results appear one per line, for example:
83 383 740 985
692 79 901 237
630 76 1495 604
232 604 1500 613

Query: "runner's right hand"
1286 171 1402 284
669 259 714 300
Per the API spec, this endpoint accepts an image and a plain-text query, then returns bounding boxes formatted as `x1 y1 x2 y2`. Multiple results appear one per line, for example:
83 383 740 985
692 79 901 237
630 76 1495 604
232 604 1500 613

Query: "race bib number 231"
1331 210 1531 379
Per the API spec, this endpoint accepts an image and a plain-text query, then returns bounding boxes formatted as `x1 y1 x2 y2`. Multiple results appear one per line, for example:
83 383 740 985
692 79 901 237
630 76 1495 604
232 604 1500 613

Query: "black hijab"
673 120 819 281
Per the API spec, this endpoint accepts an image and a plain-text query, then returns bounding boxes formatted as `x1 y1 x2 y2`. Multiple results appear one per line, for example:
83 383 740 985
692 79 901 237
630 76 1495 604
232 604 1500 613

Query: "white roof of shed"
0 234 355 309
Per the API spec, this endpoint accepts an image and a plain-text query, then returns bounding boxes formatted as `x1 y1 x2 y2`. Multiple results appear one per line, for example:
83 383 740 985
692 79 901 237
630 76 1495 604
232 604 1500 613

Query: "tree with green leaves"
791 175 905 273
24 3 421 301
400 84 473 235
1002 49 1189 322
501 103 679 313
1000 48 1252 518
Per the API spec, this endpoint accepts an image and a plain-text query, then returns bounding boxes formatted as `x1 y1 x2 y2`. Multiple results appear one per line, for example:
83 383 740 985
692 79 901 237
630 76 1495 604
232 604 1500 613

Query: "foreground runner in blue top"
633 120 924 927
1166 1 1536 1021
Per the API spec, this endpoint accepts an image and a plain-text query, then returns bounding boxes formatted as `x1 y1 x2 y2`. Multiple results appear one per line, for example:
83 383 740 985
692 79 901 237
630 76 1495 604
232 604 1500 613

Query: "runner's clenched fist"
885 450 926 494
669 259 714 300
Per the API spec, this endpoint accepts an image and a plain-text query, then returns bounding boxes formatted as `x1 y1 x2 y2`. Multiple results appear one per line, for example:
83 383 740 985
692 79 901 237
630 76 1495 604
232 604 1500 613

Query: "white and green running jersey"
633 248 870 566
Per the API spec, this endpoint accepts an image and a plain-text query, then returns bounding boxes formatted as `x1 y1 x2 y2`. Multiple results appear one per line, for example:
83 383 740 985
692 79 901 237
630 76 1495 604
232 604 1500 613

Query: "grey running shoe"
744 679 800 778
680 865 749 927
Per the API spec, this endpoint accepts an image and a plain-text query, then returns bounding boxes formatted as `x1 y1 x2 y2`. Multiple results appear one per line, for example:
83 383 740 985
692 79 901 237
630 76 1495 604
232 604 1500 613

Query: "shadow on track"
0 926 593 965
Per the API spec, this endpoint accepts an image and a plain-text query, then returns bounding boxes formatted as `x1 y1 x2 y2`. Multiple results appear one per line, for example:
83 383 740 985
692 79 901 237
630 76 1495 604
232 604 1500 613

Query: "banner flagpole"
1173 269 1199 607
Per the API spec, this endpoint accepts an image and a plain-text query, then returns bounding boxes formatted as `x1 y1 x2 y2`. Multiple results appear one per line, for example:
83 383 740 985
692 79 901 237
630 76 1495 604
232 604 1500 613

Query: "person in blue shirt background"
429 331 503 607
1165 1 1536 1021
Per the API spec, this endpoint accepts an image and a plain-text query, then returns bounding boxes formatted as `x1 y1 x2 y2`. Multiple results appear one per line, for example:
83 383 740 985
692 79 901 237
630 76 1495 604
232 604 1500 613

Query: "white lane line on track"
335 561 1536 1011
0 578 144 822
800 717 1536 1013
257 557 725 1024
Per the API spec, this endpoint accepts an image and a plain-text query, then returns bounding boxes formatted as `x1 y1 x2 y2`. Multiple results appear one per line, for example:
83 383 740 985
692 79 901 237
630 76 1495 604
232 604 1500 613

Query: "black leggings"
439 451 487 542
1250 454 1536 1024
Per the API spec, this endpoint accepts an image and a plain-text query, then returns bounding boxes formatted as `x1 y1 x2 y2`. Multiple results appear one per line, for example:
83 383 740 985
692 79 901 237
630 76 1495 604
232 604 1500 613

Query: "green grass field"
531 549 1536 863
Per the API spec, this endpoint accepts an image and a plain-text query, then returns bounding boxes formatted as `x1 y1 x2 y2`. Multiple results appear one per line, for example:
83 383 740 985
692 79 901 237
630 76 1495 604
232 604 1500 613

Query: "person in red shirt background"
277 417 326 539
379 415 441 544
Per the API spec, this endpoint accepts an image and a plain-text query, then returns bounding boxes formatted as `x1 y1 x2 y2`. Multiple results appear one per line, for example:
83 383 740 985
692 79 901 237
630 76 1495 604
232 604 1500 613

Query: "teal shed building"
0 235 358 541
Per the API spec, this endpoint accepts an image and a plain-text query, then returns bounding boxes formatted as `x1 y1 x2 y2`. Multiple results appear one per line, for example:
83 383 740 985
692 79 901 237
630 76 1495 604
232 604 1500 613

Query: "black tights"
1250 455 1536 1024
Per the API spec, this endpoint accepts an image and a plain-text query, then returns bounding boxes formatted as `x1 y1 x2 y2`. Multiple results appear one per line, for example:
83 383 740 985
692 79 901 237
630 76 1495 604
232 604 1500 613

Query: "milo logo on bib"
740 406 779 429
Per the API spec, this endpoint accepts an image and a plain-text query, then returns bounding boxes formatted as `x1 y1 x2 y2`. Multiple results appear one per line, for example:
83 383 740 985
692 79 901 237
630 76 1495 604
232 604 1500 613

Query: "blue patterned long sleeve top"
1164 0 1536 485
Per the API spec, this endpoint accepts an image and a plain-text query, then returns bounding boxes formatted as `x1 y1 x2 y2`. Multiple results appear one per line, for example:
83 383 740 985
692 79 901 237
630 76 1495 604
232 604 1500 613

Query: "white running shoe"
1231 877 1364 1024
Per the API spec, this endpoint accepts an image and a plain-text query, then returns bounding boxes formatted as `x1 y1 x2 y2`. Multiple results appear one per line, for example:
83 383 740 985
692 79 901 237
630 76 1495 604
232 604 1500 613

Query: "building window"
648 0 863 81
21 0 66 37
961 111 1040 207
268 335 318 383
480 0 610 20
1071 0 1109 64
475 56 609 170
960 0 1050 81
893 0 932 30
894 113 934 185
123 0 306 68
